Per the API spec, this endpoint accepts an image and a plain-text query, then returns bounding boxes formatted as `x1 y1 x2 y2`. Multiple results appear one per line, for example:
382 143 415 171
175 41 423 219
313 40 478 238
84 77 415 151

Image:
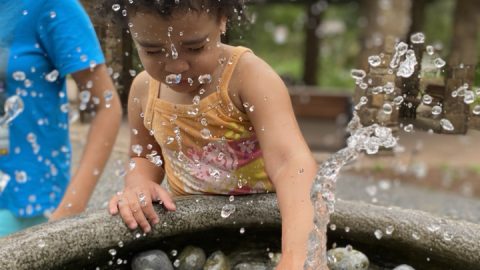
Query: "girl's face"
129 10 227 94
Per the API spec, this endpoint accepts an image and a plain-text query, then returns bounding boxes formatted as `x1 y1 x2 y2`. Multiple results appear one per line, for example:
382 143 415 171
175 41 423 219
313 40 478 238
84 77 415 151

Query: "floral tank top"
143 46 275 196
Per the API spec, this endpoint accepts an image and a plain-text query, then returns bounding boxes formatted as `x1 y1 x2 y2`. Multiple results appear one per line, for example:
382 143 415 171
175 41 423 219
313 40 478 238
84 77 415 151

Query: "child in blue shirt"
0 0 122 236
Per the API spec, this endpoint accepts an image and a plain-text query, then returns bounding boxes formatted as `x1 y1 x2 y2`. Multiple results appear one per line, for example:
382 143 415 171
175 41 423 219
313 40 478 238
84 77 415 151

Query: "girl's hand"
108 181 176 233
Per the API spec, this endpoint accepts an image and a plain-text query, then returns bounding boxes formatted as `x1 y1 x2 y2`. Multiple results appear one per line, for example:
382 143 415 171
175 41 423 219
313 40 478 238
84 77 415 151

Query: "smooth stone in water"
327 247 369 270
393 265 415 270
131 250 174 270
203 250 230 270
177 246 206 270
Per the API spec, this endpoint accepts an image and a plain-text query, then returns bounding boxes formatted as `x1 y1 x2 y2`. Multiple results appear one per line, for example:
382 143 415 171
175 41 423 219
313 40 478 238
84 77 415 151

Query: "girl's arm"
108 71 176 233
236 54 327 269
50 64 122 220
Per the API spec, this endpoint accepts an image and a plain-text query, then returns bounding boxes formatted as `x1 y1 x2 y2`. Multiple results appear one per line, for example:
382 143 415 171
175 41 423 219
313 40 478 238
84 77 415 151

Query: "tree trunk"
302 2 324 86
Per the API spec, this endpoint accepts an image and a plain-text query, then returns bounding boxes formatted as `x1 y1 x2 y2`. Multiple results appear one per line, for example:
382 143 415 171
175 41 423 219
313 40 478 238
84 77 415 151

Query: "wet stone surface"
131 250 173 270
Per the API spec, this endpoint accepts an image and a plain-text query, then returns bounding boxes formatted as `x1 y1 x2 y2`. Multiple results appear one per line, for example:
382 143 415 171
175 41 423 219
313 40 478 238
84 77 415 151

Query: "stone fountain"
0 194 479 270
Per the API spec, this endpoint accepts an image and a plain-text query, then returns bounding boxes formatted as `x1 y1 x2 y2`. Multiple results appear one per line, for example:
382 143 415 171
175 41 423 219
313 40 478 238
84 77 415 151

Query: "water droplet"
422 94 433 105
393 96 404 105
112 4 121 11
15 171 27 183
0 95 24 125
0 173 11 193
170 249 178 256
109 249 117 256
463 90 475 104
385 225 394 235
427 224 440 233
344 226 350 232
431 105 442 116
38 240 46 248
350 69 366 80
403 124 414 133
383 82 395 94
410 32 425 44
472 105 480 115
198 74 212 84
221 204 236 218
229 195 235 202
165 136 175 145
382 103 393 114
166 74 181 84
397 50 417 78
173 259 180 267
329 224 336 231
22 10 28 16
200 128 212 139
12 71 26 81
433 57 446 68
426 45 434 55
170 44 178 60
104 90 114 102
79 90 91 104
368 55 382 67
374 229 383 239
129 69 136 77
412 232 420 240
45 70 59 82
443 232 453 241
192 95 201 105
440 119 454 131
128 159 136 170
131 144 143 156
239 227 245 234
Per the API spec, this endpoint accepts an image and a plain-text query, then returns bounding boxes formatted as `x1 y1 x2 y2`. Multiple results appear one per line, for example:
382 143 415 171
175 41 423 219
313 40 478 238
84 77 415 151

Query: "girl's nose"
164 59 189 74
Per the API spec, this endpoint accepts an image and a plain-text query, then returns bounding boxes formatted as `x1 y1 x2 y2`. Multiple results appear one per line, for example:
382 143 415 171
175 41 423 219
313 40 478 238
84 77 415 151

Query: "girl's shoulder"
130 70 152 111
232 48 285 98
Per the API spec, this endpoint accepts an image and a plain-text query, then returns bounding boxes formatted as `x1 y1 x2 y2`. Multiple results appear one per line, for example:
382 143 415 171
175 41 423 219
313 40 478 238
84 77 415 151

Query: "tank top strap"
219 46 252 99
143 77 160 131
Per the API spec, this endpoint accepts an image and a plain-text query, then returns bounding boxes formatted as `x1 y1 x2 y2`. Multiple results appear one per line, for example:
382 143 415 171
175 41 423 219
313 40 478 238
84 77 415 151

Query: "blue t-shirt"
0 0 105 217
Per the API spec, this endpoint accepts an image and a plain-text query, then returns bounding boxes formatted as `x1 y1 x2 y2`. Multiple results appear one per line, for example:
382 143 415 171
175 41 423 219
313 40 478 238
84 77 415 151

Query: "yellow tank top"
143 46 275 196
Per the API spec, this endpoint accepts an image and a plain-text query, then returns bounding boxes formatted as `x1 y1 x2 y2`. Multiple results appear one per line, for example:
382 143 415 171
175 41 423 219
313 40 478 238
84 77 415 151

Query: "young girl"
106 0 325 268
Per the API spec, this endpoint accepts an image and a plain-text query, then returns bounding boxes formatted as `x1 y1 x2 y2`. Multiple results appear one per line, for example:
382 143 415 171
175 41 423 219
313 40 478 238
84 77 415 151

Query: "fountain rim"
0 194 478 269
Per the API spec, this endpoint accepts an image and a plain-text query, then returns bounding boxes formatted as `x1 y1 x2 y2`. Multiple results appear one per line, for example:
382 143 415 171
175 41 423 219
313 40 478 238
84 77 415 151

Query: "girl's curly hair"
99 0 248 26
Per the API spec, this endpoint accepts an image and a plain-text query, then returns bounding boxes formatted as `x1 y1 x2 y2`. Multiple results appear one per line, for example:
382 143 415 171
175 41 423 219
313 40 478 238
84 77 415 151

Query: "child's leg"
0 209 47 237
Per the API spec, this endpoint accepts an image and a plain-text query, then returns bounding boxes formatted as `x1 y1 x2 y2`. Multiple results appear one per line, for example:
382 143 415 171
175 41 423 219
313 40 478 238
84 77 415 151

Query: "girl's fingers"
118 196 138 230
137 191 160 226
108 191 123 215
129 192 151 233
154 186 176 211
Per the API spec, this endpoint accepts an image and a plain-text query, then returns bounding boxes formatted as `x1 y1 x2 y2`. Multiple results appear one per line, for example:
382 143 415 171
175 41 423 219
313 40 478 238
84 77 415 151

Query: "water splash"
305 104 397 269
0 95 25 126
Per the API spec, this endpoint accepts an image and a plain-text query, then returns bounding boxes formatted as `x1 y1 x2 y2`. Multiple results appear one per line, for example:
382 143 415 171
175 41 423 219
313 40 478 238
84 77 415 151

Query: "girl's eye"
145 48 165 55
145 51 161 55
188 45 205 53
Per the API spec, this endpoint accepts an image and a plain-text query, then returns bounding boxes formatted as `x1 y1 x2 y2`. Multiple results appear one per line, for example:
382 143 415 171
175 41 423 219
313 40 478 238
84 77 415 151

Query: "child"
106 0 324 268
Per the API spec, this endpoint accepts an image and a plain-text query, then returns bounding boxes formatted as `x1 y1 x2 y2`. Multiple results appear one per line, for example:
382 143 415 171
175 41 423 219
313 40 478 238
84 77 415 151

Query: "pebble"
131 250 173 270
177 245 206 270
327 247 369 270
203 251 230 270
